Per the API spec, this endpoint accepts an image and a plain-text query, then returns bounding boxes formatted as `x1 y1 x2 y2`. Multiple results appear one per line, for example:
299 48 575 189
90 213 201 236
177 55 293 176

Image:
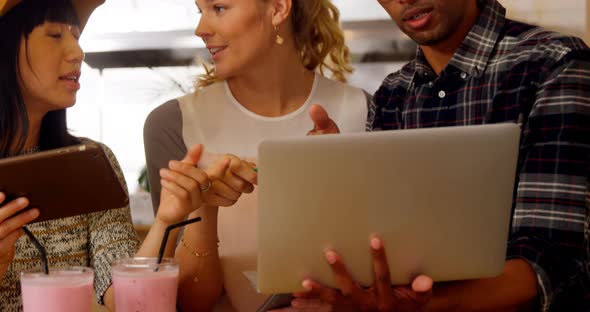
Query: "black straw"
156 217 202 266
23 227 49 275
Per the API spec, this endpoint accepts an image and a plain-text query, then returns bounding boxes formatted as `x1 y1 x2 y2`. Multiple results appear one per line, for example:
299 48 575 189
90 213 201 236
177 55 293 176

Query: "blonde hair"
196 0 353 89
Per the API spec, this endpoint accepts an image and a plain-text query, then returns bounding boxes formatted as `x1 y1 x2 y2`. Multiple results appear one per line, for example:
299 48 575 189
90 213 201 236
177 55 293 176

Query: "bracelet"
180 236 219 257
179 237 220 282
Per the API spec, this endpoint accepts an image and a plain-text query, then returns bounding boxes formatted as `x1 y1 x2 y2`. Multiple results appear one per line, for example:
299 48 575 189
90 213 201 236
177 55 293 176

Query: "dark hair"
0 0 81 158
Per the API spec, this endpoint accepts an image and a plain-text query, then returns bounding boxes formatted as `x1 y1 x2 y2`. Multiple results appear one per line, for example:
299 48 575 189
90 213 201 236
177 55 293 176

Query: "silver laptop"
256 123 520 294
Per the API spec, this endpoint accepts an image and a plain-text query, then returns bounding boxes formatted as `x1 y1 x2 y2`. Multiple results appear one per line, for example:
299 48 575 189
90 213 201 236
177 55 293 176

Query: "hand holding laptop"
265 237 433 312
291 236 433 312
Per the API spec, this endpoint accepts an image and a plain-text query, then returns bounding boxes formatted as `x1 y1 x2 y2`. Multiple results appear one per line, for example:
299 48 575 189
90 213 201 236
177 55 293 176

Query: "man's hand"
295 236 433 312
307 104 340 135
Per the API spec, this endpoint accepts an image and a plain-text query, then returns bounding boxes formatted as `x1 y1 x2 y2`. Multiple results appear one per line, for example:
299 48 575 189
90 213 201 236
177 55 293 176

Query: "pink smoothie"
20 267 94 312
112 258 179 312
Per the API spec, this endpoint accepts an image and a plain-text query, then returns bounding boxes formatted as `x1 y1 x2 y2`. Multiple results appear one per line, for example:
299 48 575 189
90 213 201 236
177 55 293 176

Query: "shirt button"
438 90 446 98
460 72 467 79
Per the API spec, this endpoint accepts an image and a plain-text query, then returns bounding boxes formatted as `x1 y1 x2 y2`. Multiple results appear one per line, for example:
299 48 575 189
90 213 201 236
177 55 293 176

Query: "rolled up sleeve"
506 56 590 311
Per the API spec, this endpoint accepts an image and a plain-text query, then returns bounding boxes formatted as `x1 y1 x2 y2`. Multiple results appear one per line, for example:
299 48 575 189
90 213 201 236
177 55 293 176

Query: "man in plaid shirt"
298 0 590 311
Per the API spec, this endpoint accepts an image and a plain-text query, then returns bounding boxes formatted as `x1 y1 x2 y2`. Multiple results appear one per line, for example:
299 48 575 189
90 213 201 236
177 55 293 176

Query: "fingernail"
370 237 382 250
29 209 39 218
169 161 179 169
302 279 313 291
17 198 28 205
325 251 337 264
415 275 433 291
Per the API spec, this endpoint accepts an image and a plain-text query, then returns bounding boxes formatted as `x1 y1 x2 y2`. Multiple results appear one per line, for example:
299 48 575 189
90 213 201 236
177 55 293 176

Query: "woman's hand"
156 144 228 225
202 154 257 207
0 193 39 279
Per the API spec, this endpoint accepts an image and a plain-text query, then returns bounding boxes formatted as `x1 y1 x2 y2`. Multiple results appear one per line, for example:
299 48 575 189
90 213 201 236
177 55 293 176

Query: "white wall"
82 0 392 40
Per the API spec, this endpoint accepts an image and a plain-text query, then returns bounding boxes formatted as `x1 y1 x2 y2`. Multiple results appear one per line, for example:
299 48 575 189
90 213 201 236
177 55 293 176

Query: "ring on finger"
200 181 212 193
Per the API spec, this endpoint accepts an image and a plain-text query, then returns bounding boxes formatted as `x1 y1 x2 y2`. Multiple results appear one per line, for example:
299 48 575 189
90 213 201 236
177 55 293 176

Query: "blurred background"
69 0 590 226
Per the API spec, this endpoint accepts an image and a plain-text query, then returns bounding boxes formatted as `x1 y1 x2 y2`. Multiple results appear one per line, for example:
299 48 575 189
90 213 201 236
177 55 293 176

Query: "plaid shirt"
368 0 590 311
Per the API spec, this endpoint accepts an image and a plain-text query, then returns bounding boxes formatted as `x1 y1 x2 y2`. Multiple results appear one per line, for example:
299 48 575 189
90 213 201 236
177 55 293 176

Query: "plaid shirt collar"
411 0 506 83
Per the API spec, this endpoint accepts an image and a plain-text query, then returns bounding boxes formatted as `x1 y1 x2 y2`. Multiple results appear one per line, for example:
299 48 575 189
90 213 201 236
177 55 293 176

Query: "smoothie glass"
20 266 94 312
111 257 179 312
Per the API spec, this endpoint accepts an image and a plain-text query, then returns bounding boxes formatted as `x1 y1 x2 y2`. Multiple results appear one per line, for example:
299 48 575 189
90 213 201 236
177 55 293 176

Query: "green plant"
137 166 150 192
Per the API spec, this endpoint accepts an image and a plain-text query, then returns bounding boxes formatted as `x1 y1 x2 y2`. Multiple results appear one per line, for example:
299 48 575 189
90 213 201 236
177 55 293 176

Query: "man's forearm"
428 259 539 312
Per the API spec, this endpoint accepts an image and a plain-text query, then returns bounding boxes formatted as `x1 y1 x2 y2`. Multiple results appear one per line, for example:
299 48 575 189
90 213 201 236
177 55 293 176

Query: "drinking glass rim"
111 257 178 271
20 266 94 277
20 266 94 286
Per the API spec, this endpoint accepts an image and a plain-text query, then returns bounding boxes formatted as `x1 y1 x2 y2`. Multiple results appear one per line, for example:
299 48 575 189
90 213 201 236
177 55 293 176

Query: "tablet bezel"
0 143 129 223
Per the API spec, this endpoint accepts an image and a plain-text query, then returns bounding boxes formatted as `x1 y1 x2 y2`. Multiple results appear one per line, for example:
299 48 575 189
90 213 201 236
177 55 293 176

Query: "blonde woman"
144 0 369 310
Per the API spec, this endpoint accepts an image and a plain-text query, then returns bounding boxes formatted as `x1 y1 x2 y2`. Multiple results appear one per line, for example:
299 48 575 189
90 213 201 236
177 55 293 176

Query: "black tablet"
0 143 129 223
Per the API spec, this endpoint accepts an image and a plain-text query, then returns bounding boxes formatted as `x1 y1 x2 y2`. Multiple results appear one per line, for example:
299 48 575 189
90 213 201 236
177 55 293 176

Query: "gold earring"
274 25 284 45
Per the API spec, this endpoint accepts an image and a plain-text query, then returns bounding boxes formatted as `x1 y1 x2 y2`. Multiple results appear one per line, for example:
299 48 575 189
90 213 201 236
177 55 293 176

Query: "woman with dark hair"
0 0 200 310
0 0 92 156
